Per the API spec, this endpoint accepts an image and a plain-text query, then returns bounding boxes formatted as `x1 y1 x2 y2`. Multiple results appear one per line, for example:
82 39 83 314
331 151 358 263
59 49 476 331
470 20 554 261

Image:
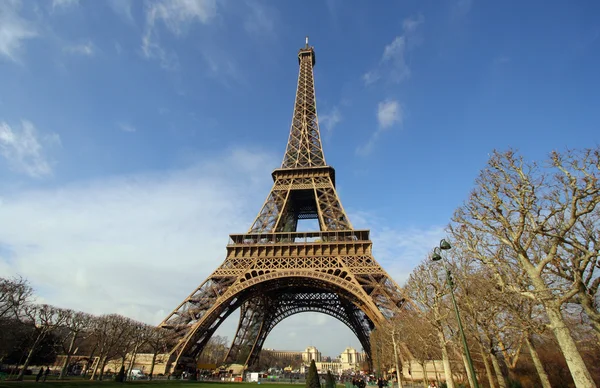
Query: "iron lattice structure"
160 40 407 373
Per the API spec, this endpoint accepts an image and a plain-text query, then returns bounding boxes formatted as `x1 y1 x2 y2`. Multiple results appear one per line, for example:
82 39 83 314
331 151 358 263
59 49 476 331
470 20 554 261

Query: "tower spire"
281 40 325 169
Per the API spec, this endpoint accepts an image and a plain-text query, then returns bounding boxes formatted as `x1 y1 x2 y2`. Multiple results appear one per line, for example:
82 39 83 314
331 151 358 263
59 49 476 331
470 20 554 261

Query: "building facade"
298 346 363 374
302 346 322 363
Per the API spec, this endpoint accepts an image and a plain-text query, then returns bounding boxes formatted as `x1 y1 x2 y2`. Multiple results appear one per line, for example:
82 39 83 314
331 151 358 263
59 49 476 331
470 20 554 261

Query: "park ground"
0 382 333 388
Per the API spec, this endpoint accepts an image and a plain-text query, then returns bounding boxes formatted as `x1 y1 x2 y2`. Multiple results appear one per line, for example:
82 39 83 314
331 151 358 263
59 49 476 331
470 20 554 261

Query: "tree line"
0 277 227 381
372 147 600 388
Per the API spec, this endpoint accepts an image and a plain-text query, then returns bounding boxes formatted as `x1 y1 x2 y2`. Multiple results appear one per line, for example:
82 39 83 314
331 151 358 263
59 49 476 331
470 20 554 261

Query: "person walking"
42 368 50 382
377 378 384 388
36 368 44 382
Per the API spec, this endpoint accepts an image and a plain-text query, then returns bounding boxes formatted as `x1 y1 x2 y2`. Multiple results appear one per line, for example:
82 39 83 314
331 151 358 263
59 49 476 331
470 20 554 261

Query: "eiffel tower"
160 38 407 374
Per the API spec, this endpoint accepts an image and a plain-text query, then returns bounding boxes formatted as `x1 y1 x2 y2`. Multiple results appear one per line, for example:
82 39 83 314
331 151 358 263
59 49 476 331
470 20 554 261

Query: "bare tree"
396 313 439 387
16 304 69 380
370 326 395 379
89 314 134 380
405 261 456 388
451 148 599 387
0 277 34 364
146 327 170 379
198 335 229 366
126 322 151 380
0 276 32 319
378 316 415 388
58 310 93 379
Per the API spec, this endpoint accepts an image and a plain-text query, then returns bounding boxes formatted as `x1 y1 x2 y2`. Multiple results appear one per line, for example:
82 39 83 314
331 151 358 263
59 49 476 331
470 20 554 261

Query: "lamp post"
431 239 479 388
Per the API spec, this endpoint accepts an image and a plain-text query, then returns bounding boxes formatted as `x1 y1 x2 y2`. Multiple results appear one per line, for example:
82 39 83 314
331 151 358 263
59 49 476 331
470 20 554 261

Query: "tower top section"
298 36 316 66
281 39 325 169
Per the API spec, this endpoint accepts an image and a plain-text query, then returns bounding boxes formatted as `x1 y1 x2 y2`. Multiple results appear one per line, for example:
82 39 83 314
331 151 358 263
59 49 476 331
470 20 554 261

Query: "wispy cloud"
319 107 342 133
0 148 275 326
0 120 61 178
350 210 447 286
142 0 218 70
451 0 473 19
377 100 402 129
363 15 424 86
63 41 95 56
52 0 79 10
0 1 37 62
243 1 277 36
362 71 380 86
117 122 136 133
108 0 134 23
356 100 403 156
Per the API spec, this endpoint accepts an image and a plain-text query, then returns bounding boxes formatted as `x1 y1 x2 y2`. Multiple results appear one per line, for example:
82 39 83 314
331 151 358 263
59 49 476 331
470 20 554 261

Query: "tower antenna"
305 36 309 48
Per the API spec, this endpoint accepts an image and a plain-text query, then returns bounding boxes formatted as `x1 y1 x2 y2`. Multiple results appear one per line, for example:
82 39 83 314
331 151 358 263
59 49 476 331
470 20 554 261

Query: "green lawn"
0 382 307 388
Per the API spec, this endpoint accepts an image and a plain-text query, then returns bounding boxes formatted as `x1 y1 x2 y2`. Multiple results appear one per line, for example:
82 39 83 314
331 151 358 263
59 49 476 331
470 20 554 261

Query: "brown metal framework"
160 39 407 373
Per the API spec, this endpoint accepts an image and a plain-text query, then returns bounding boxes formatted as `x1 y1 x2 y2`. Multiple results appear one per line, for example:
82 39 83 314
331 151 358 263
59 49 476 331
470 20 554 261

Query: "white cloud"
452 0 473 19
142 0 217 69
63 41 95 56
350 210 447 286
319 107 342 133
146 0 217 35
377 100 402 129
356 100 402 156
0 1 37 62
243 1 276 36
108 0 134 23
0 148 276 326
0 143 438 357
0 120 60 177
363 15 423 85
118 122 136 133
52 0 79 9
362 71 380 86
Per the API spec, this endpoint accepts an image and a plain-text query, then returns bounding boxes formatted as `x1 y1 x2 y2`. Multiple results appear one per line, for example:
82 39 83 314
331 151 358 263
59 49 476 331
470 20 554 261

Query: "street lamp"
431 239 479 388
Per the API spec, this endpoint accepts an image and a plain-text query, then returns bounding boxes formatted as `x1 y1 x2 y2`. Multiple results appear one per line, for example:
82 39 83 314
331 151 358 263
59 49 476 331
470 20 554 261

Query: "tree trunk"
89 355 100 380
59 331 78 379
98 356 108 381
390 329 404 388
477 341 495 388
421 361 428 387
437 329 455 388
149 352 157 381
489 352 506 388
523 336 551 388
432 359 441 387
83 345 97 378
127 346 139 381
460 351 476 388
544 303 597 387
16 332 44 380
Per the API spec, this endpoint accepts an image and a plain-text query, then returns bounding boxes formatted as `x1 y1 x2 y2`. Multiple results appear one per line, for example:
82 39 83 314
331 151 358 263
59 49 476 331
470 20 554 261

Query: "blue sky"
1 0 599 357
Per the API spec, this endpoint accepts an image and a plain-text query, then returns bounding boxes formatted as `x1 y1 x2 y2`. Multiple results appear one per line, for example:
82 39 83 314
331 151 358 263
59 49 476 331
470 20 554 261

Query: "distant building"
262 349 303 361
299 346 363 374
339 346 363 365
302 346 322 363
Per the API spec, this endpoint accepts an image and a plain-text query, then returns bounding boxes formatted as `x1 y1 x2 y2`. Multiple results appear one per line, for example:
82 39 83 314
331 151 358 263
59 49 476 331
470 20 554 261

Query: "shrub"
325 371 335 388
306 360 320 388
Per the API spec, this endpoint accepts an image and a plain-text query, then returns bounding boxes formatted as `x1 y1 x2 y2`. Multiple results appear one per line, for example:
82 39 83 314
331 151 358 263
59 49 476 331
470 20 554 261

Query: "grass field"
0 382 308 388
